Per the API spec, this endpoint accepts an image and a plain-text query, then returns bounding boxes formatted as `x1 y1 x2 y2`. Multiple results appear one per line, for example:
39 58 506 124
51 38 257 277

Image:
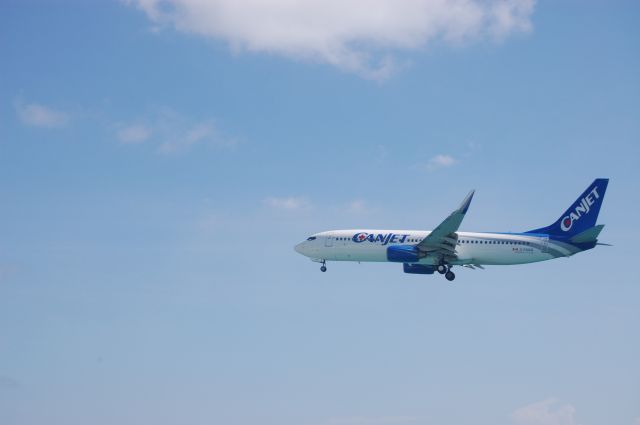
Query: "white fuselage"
294 229 569 266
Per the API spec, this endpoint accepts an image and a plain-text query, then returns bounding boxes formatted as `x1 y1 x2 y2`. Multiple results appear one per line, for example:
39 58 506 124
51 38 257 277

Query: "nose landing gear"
320 260 327 272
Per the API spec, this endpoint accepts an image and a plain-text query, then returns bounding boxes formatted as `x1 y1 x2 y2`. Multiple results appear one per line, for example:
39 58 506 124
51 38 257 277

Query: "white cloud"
512 399 578 425
117 124 152 144
15 101 69 128
426 153 457 171
158 120 217 154
376 144 389 163
0 375 19 390
117 109 236 154
322 416 419 425
264 196 312 211
344 199 368 214
127 0 536 79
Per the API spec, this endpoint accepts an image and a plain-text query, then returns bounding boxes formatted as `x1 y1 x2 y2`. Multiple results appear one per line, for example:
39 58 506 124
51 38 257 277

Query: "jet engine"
386 245 421 262
403 263 436 274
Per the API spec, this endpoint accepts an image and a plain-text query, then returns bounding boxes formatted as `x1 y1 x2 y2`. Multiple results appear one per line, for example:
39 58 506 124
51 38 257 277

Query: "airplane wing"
416 190 475 262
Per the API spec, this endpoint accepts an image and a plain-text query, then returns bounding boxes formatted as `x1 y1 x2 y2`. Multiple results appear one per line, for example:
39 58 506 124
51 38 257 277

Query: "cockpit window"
306 236 316 241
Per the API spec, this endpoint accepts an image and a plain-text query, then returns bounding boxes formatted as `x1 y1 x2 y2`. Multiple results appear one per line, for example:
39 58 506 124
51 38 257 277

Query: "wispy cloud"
127 0 535 80
264 196 312 212
116 124 152 144
321 416 420 425
0 375 19 391
375 144 389 163
15 100 69 128
262 197 378 216
116 109 237 154
512 399 578 425
425 154 457 171
344 199 369 214
158 120 222 154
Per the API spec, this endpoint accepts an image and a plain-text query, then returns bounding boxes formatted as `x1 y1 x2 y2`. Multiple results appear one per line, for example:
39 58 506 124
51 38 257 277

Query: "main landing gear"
445 270 456 282
320 260 327 273
438 263 456 281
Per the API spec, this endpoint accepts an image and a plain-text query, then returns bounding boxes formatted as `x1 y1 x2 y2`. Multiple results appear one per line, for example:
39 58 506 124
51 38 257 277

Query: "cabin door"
325 236 334 247
540 236 549 253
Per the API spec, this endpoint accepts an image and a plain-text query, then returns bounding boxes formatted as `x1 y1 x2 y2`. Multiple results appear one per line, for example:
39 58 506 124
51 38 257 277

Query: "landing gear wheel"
320 265 327 272
437 264 447 274
445 271 455 281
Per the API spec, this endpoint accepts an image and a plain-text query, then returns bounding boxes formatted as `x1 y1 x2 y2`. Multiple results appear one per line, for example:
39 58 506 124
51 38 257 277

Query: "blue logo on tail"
559 185 603 232
527 178 609 237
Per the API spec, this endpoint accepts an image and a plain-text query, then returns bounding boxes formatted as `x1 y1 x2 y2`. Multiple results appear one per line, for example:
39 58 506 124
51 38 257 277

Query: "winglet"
459 190 475 214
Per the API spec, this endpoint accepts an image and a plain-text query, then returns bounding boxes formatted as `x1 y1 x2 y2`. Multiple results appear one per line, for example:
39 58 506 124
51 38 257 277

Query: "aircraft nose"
294 242 306 255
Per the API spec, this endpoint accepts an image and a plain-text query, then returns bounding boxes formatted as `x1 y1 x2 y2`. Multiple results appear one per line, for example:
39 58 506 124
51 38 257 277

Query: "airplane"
294 179 609 281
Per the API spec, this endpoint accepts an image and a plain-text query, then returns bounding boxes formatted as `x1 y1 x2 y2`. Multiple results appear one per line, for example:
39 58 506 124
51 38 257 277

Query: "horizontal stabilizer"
570 224 605 243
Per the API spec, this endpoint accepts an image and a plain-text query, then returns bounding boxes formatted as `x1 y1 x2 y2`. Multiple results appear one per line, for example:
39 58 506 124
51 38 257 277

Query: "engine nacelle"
403 263 436 274
386 245 420 262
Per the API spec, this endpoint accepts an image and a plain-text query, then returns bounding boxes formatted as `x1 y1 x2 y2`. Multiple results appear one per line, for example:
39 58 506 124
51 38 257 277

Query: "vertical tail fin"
526 178 609 237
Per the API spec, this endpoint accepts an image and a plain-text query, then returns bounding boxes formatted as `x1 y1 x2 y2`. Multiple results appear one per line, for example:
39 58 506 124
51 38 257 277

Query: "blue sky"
1 1 639 424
